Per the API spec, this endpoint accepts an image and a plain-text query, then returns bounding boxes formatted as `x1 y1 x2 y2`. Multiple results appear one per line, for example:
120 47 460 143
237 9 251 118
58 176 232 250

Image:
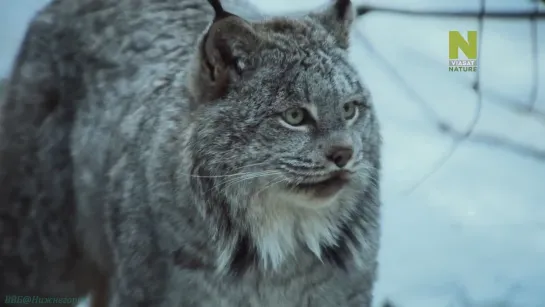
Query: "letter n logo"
449 31 477 59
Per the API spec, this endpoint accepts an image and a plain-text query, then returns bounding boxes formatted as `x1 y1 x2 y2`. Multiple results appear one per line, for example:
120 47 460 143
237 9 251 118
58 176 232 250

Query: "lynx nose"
326 146 353 168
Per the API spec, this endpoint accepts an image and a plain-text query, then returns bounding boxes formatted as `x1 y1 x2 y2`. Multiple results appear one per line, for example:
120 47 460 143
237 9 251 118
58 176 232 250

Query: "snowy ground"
1 0 544 306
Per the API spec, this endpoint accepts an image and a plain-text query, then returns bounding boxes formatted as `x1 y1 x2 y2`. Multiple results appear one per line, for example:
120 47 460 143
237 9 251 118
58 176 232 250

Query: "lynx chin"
0 0 382 306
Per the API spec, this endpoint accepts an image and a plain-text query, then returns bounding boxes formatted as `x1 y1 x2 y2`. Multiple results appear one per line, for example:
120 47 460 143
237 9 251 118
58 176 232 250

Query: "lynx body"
0 0 382 306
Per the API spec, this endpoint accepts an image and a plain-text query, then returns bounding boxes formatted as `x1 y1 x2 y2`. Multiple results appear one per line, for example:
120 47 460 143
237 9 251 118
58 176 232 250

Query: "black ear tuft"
334 0 352 20
207 0 234 21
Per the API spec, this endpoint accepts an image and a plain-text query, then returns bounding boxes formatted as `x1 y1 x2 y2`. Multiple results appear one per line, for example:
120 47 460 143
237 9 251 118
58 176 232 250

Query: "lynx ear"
188 0 262 106
311 0 355 49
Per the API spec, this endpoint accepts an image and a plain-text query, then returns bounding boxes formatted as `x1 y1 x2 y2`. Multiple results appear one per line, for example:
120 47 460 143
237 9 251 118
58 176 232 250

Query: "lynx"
0 0 382 306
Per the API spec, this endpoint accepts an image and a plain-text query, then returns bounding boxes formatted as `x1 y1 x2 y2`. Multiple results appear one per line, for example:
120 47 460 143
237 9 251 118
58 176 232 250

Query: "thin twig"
528 0 540 111
471 88 545 123
439 124 545 161
355 4 545 19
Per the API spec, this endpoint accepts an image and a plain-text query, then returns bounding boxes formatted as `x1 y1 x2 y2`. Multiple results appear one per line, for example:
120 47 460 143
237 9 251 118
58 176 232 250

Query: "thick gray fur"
0 0 382 306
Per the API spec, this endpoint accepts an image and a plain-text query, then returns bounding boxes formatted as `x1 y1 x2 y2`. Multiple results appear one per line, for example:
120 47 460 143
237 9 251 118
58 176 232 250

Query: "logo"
449 31 478 72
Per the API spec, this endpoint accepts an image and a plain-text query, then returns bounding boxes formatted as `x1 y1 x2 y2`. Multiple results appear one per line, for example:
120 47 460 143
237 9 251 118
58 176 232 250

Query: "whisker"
187 171 263 178
186 161 272 178
255 176 287 196
221 171 282 189
278 164 330 177
205 171 283 194
280 161 326 171
236 161 272 170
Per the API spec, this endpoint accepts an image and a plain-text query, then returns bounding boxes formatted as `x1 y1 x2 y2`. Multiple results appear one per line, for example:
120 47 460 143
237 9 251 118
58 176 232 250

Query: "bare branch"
438 123 545 161
355 4 545 19
528 0 540 111
479 89 545 125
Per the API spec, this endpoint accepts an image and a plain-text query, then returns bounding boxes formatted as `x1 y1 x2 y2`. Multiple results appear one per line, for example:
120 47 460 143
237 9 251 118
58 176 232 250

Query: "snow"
1 0 544 306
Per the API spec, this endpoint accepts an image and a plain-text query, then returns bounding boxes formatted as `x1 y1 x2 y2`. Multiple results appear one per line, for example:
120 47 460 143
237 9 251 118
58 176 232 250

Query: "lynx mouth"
287 171 351 198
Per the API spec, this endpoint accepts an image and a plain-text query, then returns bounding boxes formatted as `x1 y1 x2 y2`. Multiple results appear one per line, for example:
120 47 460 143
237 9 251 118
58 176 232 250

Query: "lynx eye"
342 101 357 120
282 108 307 126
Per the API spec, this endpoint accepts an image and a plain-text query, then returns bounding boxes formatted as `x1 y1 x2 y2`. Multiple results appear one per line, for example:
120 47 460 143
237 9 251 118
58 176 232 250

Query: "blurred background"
1 0 544 306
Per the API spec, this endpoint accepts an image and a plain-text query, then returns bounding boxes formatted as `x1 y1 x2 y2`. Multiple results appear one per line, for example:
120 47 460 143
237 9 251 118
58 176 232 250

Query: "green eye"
342 101 357 120
282 108 307 126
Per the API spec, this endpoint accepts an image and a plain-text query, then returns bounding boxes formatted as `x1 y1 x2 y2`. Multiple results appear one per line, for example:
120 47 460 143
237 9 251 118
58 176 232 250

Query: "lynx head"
186 0 381 271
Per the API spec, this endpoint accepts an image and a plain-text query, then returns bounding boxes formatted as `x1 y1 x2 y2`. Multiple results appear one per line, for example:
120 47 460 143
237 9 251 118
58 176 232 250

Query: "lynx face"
231 56 374 208
189 3 379 209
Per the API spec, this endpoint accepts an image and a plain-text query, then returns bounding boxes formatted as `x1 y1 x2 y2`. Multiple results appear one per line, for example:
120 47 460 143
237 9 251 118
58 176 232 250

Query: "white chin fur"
247 187 343 271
